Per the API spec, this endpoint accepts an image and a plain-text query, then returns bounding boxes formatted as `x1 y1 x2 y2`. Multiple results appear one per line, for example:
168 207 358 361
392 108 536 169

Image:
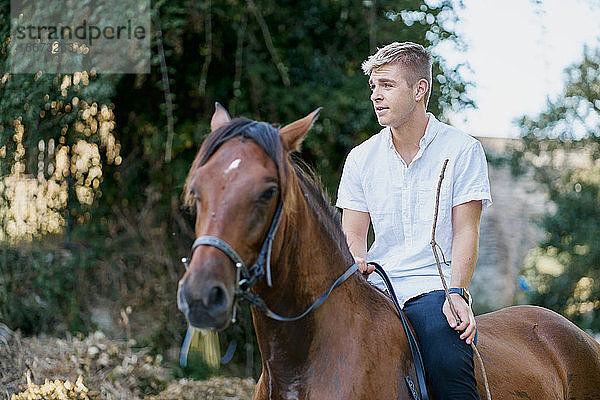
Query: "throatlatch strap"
370 262 429 400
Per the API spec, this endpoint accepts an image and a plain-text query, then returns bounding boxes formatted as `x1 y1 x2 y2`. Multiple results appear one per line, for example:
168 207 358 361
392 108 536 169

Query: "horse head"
177 103 321 330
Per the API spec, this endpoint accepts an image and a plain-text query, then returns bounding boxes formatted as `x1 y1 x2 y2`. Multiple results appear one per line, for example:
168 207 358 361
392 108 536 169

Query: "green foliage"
1 0 120 243
514 47 600 331
0 243 92 334
112 0 470 201
522 169 600 331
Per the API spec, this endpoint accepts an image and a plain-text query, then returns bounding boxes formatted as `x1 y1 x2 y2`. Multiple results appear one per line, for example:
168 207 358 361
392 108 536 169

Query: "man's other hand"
443 294 476 345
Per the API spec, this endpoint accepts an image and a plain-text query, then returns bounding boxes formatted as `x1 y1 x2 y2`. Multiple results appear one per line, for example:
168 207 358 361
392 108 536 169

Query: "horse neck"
248 174 416 396
250 174 363 371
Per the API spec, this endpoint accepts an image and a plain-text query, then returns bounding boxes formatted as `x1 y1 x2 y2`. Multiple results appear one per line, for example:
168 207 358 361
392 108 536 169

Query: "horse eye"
259 187 278 203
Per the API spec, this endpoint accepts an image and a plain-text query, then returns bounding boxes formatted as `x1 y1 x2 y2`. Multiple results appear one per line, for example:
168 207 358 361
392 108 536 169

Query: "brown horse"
177 104 600 399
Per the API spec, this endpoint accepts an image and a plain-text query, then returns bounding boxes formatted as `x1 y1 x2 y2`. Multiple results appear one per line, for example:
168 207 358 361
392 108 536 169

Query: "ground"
0 331 256 400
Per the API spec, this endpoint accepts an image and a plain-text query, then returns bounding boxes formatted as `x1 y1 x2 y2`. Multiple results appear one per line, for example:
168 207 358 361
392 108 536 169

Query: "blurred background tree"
511 47 600 332
1 0 471 377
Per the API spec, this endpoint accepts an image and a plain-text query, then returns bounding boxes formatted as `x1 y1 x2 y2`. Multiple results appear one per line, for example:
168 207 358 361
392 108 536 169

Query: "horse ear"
279 108 322 152
211 102 231 131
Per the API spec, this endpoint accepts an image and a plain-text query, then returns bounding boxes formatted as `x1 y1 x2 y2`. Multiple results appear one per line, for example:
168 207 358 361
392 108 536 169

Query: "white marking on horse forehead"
224 158 241 174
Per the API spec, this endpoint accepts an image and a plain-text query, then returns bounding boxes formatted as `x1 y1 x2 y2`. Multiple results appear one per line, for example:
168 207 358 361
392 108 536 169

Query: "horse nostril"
204 284 228 314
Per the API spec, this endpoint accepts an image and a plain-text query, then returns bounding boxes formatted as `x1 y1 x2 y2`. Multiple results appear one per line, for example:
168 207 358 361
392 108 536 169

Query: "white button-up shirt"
336 114 492 306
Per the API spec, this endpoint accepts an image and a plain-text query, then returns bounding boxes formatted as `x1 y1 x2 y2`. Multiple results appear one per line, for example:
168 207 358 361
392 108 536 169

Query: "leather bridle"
181 197 359 323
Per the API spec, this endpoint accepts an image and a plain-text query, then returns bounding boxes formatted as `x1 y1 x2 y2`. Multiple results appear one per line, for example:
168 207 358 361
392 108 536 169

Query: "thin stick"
198 0 213 96
430 159 492 400
155 23 175 163
247 0 290 87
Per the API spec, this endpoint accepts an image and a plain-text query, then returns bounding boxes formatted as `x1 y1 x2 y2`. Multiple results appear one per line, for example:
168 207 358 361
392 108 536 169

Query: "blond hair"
362 42 432 105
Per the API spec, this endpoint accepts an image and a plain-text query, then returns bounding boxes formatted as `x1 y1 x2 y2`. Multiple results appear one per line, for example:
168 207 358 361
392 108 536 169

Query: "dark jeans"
403 290 480 400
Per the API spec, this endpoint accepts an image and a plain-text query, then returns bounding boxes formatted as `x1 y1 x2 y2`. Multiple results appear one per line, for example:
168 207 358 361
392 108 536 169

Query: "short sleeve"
336 150 369 212
452 141 492 209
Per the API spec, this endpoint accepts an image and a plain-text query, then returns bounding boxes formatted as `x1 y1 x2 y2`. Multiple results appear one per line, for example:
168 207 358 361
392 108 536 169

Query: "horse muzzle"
177 277 233 331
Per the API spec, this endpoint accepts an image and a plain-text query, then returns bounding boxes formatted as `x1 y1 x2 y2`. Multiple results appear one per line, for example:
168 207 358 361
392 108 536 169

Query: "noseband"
182 197 359 323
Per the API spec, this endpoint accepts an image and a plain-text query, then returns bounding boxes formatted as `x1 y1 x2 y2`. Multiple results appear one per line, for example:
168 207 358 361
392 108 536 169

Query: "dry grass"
0 330 255 400
10 372 91 400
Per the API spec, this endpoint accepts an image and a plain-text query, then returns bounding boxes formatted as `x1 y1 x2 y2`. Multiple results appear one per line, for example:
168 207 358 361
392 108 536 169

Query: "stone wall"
471 137 548 314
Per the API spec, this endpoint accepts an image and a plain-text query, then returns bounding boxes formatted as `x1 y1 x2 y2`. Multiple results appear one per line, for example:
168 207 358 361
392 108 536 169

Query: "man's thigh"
403 290 479 400
403 290 465 341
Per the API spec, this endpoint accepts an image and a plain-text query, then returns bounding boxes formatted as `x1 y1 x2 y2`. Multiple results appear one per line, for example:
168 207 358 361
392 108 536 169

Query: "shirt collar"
384 112 440 152
385 127 394 150
419 113 440 151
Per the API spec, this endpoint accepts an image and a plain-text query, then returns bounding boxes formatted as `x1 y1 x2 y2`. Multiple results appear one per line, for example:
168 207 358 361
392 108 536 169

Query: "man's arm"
443 199 482 345
341 209 374 274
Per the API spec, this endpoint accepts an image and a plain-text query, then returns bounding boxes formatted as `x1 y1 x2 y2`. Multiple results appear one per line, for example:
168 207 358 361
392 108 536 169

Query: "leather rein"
370 262 430 400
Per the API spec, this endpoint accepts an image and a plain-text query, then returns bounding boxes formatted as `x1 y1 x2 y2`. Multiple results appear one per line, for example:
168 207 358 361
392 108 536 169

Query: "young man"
336 42 492 399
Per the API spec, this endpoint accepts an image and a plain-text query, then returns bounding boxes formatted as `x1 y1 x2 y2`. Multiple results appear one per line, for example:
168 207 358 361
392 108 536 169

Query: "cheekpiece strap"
258 200 284 287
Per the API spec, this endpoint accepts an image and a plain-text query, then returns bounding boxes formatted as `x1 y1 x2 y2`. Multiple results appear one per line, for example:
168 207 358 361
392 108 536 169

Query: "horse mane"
183 118 354 265
292 161 355 265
